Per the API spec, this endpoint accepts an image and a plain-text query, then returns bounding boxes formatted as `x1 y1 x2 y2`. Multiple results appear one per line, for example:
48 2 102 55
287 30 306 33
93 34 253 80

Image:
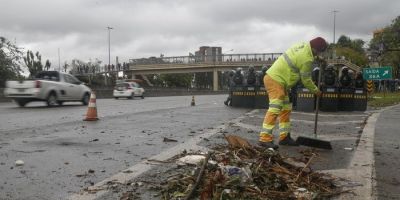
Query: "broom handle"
314 63 323 138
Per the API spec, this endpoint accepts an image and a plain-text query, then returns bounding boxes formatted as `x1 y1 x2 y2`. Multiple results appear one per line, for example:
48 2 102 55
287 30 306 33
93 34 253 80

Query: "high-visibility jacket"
266 42 318 93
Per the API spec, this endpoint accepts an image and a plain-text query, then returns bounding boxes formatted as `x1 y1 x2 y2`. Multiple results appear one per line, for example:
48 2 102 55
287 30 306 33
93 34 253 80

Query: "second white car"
113 82 145 99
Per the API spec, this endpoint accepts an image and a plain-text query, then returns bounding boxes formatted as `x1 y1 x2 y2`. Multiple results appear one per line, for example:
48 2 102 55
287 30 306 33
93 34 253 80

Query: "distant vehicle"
113 81 145 99
4 71 91 107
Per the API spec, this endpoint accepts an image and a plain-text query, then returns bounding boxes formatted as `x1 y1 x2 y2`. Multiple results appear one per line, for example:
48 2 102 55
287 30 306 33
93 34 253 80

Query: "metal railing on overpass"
129 53 282 65
70 53 361 76
127 53 282 74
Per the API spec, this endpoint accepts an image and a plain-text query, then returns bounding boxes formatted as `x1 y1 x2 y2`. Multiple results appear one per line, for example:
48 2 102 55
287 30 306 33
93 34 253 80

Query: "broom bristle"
296 136 333 150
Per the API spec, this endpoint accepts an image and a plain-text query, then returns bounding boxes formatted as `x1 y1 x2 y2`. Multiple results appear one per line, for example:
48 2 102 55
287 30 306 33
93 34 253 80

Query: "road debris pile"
159 135 347 200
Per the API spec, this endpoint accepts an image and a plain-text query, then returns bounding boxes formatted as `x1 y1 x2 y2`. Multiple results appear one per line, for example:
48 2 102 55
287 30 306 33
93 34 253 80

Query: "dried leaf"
224 134 252 149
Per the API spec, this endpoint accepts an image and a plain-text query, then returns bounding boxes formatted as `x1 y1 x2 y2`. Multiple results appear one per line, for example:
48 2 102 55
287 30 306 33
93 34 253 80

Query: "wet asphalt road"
0 94 381 200
0 95 249 200
374 105 400 200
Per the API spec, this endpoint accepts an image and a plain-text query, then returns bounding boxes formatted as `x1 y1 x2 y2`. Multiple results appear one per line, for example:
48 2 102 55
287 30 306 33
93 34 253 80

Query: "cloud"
0 0 398 67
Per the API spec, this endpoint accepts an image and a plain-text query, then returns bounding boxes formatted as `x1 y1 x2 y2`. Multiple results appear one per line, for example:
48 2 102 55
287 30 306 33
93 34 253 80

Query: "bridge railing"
128 53 282 66
70 53 362 75
327 58 362 72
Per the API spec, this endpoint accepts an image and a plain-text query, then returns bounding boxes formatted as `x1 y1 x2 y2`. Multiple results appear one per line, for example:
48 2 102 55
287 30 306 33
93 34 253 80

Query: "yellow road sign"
367 80 374 93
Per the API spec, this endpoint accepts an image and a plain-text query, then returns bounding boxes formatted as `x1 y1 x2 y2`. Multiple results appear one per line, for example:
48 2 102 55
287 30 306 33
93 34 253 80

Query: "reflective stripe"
263 122 275 129
263 123 275 130
269 104 282 109
279 121 290 127
259 133 273 142
279 133 288 141
270 99 283 104
260 128 273 134
282 104 292 110
283 53 299 74
267 108 281 115
279 127 291 133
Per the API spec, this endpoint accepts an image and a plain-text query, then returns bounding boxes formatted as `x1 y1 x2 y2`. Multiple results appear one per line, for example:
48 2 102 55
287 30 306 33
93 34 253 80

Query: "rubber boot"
258 141 279 150
279 133 299 146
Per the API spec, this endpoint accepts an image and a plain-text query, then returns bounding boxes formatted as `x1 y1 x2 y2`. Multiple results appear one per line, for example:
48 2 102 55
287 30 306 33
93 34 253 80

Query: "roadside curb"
323 105 398 200
331 111 378 200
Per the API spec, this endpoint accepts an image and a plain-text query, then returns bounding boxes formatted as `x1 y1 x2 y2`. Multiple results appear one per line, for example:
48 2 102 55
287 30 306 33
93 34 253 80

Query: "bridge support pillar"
213 68 218 91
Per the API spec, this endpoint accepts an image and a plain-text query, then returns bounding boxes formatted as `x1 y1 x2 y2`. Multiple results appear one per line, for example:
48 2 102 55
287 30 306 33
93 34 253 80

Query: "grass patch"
368 92 400 108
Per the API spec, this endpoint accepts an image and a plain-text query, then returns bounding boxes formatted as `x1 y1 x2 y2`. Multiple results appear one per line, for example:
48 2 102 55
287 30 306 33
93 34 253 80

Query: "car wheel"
82 93 90 105
57 101 64 106
114 97 119 99
15 99 28 107
129 93 134 99
46 93 58 107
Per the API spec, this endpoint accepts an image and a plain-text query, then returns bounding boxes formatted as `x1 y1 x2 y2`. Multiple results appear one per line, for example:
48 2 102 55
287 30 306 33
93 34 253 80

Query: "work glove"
315 90 322 97
315 56 327 69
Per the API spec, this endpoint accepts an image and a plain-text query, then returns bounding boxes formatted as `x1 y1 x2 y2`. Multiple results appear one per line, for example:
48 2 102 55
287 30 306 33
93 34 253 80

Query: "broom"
296 62 333 150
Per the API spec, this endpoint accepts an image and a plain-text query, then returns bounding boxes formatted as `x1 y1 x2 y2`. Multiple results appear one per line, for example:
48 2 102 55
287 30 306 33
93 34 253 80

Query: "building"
194 46 222 62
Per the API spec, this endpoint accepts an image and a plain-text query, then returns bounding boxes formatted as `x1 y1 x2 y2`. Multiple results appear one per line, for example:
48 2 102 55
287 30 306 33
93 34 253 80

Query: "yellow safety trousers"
259 75 292 143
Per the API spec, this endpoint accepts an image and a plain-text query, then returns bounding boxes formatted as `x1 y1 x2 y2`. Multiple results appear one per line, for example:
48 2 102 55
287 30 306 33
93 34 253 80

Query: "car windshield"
116 83 129 88
35 71 60 81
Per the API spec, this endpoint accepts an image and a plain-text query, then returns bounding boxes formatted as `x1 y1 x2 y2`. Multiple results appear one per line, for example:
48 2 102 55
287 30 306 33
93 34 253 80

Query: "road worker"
259 37 327 149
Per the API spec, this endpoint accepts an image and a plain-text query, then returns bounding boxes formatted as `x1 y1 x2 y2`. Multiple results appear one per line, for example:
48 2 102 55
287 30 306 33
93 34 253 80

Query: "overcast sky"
1 0 399 68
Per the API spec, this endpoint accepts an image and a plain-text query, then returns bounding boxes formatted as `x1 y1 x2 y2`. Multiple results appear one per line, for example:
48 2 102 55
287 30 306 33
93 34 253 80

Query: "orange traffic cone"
191 96 195 106
84 91 99 121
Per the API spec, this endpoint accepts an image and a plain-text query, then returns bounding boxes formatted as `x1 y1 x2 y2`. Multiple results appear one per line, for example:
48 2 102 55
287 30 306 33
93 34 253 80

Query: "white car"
4 71 91 107
113 82 145 99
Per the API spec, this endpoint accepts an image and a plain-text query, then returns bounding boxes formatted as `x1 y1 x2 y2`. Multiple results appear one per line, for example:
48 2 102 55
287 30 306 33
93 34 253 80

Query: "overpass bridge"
72 53 361 91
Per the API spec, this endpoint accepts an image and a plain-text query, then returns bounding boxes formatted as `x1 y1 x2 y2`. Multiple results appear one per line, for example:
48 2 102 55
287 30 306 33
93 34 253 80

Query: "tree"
369 16 400 77
44 60 51 71
336 35 365 54
63 62 69 72
351 39 365 54
160 73 192 87
193 72 213 89
0 37 23 87
334 35 368 67
336 47 368 67
24 50 43 77
337 35 352 48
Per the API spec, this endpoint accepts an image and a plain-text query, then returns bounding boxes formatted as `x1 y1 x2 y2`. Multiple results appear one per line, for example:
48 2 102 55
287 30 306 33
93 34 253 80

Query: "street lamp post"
332 10 339 60
106 26 113 86
332 10 338 44
58 48 61 72
107 26 113 69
